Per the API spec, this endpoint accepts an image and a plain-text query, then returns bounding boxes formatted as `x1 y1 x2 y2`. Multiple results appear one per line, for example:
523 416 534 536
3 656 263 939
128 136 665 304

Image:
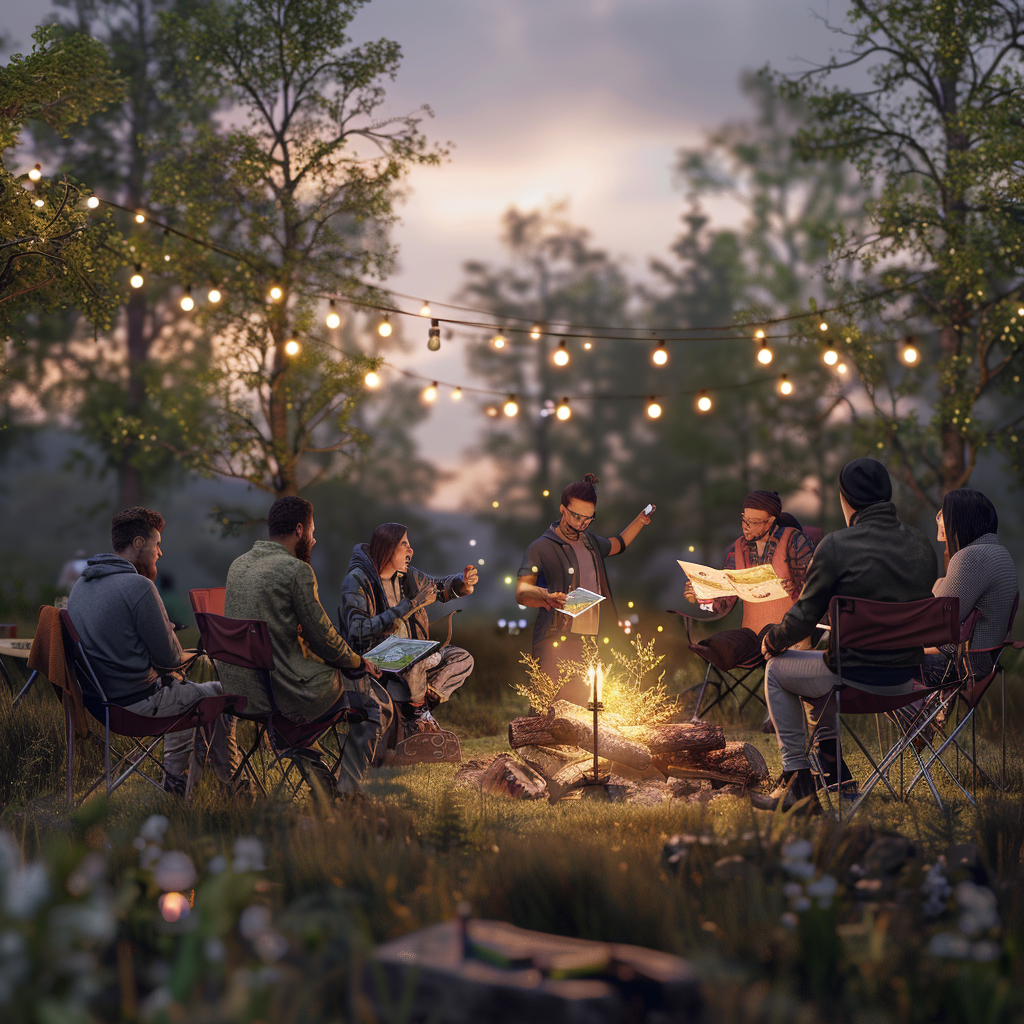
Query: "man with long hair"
339 523 477 739
516 473 654 705
220 496 387 798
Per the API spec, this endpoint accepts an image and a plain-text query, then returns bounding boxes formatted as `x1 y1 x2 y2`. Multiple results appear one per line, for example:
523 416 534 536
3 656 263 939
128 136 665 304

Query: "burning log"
454 755 548 800
652 742 769 789
618 722 726 755
507 703 651 771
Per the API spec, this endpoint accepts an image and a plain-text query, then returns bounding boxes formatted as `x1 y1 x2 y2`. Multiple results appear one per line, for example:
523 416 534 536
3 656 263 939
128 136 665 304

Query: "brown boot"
751 768 822 815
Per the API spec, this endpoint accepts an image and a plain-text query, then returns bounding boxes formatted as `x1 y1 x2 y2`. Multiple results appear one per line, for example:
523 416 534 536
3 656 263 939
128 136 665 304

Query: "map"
560 587 606 619
676 560 790 603
363 637 440 672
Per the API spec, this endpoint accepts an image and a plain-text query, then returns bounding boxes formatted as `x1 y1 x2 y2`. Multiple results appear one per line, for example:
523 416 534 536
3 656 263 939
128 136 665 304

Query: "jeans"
764 650 840 772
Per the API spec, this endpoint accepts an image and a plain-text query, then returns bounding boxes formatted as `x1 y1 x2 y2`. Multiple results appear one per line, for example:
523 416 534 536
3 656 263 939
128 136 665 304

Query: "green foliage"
148 0 445 496
775 0 1024 499
0 26 126 335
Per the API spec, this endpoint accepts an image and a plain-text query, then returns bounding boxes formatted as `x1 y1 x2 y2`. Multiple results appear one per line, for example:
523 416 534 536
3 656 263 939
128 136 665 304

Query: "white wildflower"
782 839 813 862
792 896 812 913
253 930 288 964
782 882 804 900
806 874 839 908
138 816 169 844
153 852 196 893
972 940 1000 963
5 862 49 919
921 862 952 918
238 904 273 940
232 836 266 873
207 855 227 875
780 911 799 930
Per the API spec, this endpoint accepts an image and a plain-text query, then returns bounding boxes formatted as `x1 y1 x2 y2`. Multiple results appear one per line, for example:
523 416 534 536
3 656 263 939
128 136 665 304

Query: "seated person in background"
339 523 477 734
923 489 1018 686
220 496 386 798
758 458 937 812
67 505 223 704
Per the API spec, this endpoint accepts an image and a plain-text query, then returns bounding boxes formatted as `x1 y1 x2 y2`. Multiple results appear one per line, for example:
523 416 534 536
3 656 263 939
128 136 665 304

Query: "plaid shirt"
714 523 815 615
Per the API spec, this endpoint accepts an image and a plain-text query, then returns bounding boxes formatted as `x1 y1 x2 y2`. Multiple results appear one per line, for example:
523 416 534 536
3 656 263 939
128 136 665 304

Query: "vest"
734 525 801 635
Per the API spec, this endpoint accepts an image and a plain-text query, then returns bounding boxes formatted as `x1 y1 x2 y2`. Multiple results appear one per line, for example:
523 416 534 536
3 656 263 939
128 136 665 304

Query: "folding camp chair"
58 610 246 805
802 594 963 821
194 611 363 802
906 592 1024 798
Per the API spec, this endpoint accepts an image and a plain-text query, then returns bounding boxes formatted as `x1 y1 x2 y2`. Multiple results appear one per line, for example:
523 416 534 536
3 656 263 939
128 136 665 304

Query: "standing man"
339 523 478 736
516 473 654 705
758 458 937 812
219 496 387 799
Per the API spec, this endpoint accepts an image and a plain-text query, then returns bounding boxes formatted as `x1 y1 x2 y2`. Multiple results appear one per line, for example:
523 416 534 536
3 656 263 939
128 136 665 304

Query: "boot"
816 744 859 798
751 768 821 815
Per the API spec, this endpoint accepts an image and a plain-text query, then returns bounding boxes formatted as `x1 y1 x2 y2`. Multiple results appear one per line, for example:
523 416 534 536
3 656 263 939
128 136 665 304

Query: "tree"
0 25 124 332
777 0 1024 501
147 0 443 498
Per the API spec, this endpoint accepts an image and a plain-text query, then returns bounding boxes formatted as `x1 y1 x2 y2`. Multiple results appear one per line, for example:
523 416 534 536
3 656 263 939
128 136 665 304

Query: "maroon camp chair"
803 594 963 821
194 611 362 801
58 610 246 805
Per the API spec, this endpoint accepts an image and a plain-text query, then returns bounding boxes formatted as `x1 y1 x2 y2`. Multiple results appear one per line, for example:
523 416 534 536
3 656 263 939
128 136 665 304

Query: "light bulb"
492 333 505 349
135 212 146 224
823 342 838 366
180 287 194 311
646 399 662 419
284 338 301 356
902 340 919 364
696 391 712 413
542 489 550 497
86 196 100 209
652 340 669 366
33 198 44 208
757 340 773 365
208 288 222 303
503 395 519 417
530 325 542 340
485 405 498 417
268 286 283 302
451 387 462 401
325 300 341 329
419 301 431 317
778 373 794 396
129 265 144 289
364 371 381 388
1018 307 1024 317
556 399 571 420
754 328 765 339
837 362 848 374
158 892 190 923
378 316 392 337
427 319 441 351
819 321 828 332
423 382 438 402
163 254 171 262
583 341 592 350
553 340 570 366
27 164 41 182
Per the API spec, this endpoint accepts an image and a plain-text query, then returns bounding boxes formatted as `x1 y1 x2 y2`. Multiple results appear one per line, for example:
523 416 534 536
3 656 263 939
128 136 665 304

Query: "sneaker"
400 702 441 734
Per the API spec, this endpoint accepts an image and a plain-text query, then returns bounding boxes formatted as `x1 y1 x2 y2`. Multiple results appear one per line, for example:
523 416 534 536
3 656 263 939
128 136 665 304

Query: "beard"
296 534 314 564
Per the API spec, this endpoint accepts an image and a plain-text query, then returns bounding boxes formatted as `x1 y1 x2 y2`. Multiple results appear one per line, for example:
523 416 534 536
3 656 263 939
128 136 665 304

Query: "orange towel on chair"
27 606 89 739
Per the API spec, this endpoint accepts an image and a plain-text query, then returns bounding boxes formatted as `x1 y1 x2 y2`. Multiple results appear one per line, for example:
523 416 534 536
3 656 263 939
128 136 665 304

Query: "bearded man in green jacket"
219 496 387 798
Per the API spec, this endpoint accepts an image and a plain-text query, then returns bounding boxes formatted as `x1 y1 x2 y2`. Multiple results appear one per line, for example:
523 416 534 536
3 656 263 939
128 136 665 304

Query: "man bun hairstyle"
941 488 998 557
111 507 165 553
368 522 408 573
561 472 599 508
267 495 313 538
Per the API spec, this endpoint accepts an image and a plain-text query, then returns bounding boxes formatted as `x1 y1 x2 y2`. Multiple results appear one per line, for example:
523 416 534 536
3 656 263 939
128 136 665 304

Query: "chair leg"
1001 669 1006 790
12 669 39 708
185 725 202 802
65 705 74 808
691 663 714 722
105 709 112 796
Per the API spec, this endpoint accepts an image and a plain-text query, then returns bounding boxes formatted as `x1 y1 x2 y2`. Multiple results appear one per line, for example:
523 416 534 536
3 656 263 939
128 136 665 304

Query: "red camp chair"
58 610 246 805
194 611 363 802
802 594 963 821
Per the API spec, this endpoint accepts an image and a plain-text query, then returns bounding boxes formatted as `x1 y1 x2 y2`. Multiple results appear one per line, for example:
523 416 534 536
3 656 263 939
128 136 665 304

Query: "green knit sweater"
220 541 363 722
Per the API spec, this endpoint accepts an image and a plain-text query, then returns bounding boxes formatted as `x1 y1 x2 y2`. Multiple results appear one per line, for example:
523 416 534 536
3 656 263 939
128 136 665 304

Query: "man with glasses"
516 473 654 705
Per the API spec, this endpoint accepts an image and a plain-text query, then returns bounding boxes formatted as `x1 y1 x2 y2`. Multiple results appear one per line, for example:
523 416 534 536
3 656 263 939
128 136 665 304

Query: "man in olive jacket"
220 496 387 796
758 458 937 811
339 523 477 734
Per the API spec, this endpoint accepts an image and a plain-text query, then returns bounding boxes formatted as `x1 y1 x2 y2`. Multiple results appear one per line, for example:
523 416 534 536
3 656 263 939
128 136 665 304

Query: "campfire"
456 638 768 804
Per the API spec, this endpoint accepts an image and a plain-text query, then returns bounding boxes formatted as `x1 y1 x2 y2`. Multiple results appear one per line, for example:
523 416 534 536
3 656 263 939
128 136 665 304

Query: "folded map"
560 587 605 618
363 637 440 672
676 560 790 603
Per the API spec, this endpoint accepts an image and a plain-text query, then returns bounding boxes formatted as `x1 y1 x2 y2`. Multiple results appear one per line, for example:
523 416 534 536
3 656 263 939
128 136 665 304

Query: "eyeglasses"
564 507 596 525
741 515 771 528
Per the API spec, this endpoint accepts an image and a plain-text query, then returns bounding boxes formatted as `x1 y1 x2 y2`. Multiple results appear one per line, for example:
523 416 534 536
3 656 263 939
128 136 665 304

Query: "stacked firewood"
455 701 768 804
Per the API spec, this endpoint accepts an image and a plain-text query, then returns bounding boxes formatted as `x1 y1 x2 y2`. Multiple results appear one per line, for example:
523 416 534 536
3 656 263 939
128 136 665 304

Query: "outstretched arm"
608 505 655 555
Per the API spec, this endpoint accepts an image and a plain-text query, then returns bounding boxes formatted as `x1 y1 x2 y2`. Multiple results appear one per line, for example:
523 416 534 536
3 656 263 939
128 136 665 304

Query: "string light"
778 373 793 396
135 212 146 224
364 370 381 388
553 339 570 366
556 398 571 420
33 198 44 208
901 336 919 364
754 328 765 340
451 387 462 401
419 301 431 317
696 390 712 413
1018 307 1024 317
427 318 441 351
180 285 194 312
268 286 283 302
129 265 144 289
325 300 341 329
284 338 301 356
378 315 392 337
837 362 849 375
651 339 669 366
163 254 171 262
485 405 499 417
491 332 506 349
822 339 839 366
423 381 438 402
503 395 519 417
542 489 550 497
86 196 99 209
208 288 222 303
530 324 542 340
27 163 41 182
819 321 828 332
583 341 592 350
757 339 773 365
646 398 662 419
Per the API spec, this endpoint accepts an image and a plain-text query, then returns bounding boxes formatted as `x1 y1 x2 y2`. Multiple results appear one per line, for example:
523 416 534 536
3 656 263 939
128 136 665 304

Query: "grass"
2 626 1024 1022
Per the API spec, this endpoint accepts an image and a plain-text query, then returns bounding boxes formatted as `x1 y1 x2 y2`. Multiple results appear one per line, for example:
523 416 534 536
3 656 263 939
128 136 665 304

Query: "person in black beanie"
755 458 937 814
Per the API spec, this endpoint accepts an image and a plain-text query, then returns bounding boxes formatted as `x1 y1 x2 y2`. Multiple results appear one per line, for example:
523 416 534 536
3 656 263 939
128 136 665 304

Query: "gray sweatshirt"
67 554 184 704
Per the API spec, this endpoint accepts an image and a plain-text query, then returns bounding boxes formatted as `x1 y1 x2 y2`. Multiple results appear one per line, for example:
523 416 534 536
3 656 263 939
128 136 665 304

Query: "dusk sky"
1 0 851 505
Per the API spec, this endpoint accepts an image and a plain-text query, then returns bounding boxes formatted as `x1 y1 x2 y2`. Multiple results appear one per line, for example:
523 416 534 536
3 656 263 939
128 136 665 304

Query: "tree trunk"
652 742 769 788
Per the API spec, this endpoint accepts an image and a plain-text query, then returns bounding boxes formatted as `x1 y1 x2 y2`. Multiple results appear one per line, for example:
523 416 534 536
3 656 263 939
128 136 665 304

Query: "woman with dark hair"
516 473 655 705
923 488 1018 685
339 523 478 738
